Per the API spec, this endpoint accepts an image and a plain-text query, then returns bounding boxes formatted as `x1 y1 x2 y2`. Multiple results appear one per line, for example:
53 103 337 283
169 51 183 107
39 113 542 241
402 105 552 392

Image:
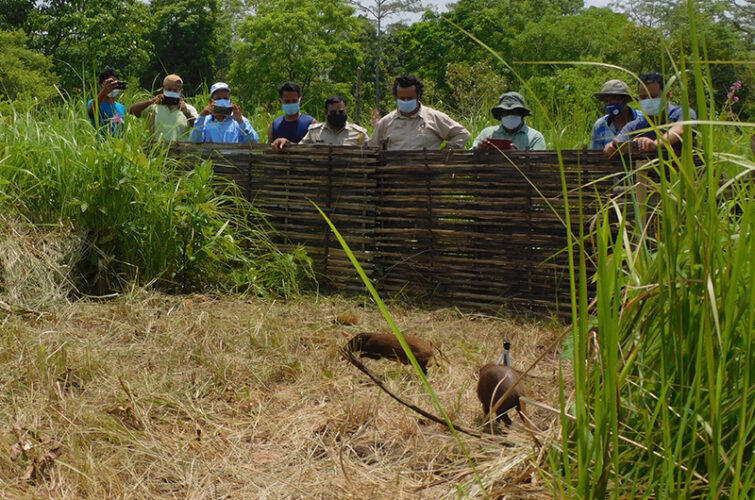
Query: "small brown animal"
477 340 527 426
344 332 434 374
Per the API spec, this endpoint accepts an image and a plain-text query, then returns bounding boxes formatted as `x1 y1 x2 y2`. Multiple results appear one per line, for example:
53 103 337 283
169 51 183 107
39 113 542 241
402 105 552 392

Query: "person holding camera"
87 67 128 136
190 82 259 144
129 74 198 142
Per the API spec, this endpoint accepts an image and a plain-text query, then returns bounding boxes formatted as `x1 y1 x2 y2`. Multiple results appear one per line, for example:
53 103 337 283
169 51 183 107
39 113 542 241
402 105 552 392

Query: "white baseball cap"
210 82 231 97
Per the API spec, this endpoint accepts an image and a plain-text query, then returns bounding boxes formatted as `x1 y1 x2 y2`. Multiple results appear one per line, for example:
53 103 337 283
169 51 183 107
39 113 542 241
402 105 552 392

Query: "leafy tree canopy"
230 0 365 108
0 29 58 102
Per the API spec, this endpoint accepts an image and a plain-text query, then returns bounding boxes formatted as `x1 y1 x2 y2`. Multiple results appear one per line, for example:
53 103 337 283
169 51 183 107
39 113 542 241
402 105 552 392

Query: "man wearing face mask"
471 92 545 151
604 72 696 157
87 67 127 136
129 74 198 141
299 95 369 146
590 80 643 150
368 74 470 150
269 81 316 151
190 82 259 144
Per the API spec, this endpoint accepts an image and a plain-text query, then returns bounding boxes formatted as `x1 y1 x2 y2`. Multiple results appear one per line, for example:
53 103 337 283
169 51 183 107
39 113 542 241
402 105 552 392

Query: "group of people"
88 68 695 156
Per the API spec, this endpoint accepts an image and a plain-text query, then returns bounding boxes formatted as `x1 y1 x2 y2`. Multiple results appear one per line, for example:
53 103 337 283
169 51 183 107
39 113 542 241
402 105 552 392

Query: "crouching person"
299 95 368 146
190 82 259 143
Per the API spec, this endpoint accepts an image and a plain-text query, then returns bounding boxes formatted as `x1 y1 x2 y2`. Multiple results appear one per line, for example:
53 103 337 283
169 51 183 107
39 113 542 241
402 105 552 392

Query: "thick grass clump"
549 37 755 500
0 96 312 298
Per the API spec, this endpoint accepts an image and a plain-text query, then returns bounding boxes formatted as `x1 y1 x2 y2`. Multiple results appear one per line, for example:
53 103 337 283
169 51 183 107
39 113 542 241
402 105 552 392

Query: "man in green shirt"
472 92 546 151
129 74 198 141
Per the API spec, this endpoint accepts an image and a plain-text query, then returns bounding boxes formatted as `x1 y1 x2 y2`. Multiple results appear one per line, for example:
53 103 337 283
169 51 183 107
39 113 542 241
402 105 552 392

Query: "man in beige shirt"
368 74 470 150
300 95 369 146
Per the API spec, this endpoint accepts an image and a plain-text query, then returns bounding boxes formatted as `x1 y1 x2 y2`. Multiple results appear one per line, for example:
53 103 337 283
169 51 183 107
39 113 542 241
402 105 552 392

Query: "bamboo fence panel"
171 143 637 316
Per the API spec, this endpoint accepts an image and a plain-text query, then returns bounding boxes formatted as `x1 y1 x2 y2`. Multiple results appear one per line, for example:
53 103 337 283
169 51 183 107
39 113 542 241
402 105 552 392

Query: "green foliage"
24 0 153 90
229 0 364 107
145 0 229 94
0 29 58 103
0 97 313 296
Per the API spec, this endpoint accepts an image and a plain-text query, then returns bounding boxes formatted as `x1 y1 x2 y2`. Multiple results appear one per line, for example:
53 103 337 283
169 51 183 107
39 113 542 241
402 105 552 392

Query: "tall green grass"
545 11 755 500
0 96 312 297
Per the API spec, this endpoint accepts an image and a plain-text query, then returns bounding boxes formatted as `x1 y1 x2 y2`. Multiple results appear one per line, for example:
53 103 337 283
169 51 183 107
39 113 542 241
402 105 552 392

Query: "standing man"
88 67 127 136
129 74 198 141
604 72 697 157
190 82 259 144
590 80 643 150
368 74 470 150
299 95 369 146
269 81 315 150
471 92 546 151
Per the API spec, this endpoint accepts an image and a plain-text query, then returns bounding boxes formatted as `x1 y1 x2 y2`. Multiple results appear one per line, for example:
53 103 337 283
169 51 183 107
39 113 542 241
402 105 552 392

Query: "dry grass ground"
0 221 573 499
0 293 571 499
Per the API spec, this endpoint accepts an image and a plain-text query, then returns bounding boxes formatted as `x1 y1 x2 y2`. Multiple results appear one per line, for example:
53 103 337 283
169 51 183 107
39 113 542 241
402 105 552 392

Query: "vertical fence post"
355 67 362 125
323 146 334 279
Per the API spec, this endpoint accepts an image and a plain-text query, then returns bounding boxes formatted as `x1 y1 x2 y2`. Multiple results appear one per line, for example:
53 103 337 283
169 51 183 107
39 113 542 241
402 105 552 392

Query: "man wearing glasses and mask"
299 95 369 146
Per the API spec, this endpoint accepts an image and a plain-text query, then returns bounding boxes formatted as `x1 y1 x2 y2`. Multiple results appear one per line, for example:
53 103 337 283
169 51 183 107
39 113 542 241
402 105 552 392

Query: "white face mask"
501 115 522 131
164 91 181 99
108 89 121 98
639 97 663 116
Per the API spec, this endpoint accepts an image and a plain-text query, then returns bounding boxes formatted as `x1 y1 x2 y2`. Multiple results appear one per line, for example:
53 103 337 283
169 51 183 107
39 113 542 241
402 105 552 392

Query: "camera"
212 105 233 116
162 96 180 106
114 81 127 90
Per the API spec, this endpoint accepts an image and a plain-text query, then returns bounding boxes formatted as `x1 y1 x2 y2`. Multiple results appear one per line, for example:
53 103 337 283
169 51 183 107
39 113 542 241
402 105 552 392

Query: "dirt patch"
0 291 571 498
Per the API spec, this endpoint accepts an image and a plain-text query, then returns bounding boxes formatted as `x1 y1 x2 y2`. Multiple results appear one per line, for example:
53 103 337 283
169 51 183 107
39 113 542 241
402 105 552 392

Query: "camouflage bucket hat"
594 79 632 100
492 92 531 119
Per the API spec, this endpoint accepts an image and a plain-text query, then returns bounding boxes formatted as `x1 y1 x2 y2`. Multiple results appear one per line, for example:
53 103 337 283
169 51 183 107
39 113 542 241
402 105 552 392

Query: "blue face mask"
397 99 418 113
282 102 300 115
214 99 231 107
639 97 663 116
605 102 624 117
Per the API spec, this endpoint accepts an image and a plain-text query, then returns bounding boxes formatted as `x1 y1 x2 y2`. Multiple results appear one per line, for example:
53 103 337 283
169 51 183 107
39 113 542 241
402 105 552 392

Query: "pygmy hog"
344 332 434 374
476 341 527 426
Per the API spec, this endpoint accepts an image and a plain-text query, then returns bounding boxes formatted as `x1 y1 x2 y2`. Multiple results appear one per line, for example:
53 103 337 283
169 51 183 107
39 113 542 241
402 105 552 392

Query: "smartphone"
212 105 232 116
162 96 180 106
485 139 513 150
114 81 127 90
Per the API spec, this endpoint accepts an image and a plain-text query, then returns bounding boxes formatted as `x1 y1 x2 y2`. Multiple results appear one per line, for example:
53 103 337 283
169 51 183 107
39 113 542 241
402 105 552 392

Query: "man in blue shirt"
604 73 696 157
590 80 643 150
268 81 315 151
87 68 127 137
190 82 259 144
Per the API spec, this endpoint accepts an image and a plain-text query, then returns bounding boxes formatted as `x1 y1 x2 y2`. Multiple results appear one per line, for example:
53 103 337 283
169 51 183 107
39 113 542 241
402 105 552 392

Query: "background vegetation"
0 0 751 122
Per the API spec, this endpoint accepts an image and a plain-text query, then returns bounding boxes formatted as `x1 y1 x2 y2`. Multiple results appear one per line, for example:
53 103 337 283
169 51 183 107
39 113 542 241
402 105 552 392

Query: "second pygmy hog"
344 332 434 374
476 340 527 426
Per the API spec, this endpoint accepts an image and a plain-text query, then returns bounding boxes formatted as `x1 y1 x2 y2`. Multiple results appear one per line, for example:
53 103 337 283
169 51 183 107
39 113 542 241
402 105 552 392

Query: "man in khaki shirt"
368 74 470 150
300 95 369 146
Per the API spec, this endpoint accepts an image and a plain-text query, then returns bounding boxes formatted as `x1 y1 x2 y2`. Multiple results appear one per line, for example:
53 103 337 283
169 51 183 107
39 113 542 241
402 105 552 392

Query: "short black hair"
639 72 664 89
393 74 424 99
98 67 119 84
278 81 302 97
325 95 346 108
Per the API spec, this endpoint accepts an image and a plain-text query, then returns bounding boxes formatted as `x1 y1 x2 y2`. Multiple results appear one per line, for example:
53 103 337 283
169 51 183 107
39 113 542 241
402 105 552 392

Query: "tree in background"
0 29 58 103
18 0 153 91
349 0 424 111
145 0 228 94
230 0 364 112
0 0 34 31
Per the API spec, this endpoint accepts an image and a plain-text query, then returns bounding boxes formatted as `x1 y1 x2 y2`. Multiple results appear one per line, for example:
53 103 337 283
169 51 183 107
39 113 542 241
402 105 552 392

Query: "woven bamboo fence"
171 143 635 316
